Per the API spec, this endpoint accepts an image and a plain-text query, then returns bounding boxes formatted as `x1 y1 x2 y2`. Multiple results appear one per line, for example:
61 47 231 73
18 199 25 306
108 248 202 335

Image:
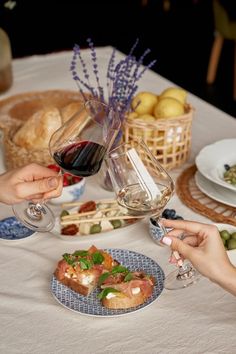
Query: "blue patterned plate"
51 248 165 317
0 216 35 241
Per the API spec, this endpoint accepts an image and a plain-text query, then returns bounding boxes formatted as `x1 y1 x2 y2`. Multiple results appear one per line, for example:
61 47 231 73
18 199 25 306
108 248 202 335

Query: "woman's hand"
161 219 236 295
0 163 63 204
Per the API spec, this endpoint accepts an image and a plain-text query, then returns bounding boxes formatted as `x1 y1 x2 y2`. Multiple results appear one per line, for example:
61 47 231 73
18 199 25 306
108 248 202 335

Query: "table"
0 47 236 354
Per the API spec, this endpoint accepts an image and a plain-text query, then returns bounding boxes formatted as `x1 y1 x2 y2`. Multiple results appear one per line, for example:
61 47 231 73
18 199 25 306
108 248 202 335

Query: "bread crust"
61 102 84 124
54 269 95 296
13 107 62 149
102 291 149 309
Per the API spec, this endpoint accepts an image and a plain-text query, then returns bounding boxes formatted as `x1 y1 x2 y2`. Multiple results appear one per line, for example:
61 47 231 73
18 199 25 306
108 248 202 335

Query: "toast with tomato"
54 245 119 296
98 266 155 309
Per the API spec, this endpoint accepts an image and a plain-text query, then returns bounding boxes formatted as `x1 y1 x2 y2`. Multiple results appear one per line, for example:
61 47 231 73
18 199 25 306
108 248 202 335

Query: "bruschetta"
54 245 119 296
98 267 155 309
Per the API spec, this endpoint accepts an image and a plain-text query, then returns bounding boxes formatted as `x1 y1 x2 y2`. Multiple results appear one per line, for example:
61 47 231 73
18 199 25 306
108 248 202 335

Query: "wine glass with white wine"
107 138 200 290
106 139 174 217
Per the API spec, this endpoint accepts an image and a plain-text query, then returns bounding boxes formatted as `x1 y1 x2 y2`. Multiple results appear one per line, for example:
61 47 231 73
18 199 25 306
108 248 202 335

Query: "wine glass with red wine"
12 100 120 232
50 100 120 177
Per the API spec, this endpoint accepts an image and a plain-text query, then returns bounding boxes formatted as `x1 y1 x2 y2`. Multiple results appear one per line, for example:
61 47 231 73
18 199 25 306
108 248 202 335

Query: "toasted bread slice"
54 245 118 296
102 291 149 309
99 270 155 309
54 268 96 296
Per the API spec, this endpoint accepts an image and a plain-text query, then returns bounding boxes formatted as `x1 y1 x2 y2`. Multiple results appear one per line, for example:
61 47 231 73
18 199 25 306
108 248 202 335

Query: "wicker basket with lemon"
123 87 194 170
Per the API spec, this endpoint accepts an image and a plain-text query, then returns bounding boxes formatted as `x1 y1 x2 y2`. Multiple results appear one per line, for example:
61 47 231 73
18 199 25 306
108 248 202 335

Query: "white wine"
117 183 172 216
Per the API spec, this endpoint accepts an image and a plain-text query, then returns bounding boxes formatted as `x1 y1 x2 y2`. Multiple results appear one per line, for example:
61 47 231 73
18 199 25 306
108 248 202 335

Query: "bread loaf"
13 107 62 149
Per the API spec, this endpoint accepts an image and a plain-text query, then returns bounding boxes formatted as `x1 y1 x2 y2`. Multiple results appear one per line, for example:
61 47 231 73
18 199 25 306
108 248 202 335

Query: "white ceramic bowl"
49 177 86 205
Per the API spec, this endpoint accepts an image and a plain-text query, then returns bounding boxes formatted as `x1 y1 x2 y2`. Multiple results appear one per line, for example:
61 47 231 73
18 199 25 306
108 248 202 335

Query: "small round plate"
51 249 165 317
0 216 35 241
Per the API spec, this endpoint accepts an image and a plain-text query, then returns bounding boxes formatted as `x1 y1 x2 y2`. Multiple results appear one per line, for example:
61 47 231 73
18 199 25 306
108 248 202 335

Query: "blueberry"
162 209 171 219
162 208 176 220
168 209 176 219
224 164 230 171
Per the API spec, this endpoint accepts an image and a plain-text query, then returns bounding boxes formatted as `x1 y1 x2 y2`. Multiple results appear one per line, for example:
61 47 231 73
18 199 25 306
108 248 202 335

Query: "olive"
230 232 236 240
60 210 69 218
111 219 122 229
90 224 102 234
227 239 236 250
231 177 236 185
220 230 231 241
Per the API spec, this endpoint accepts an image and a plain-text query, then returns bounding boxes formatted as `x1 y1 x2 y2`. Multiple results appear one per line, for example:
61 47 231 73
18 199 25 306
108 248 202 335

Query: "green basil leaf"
73 250 89 257
63 253 75 266
111 265 128 274
79 258 92 270
98 272 110 286
124 272 133 282
92 251 104 264
97 287 119 300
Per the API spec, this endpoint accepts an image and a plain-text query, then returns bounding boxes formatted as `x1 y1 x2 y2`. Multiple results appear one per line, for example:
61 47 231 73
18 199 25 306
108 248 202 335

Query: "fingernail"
48 177 58 188
162 236 172 246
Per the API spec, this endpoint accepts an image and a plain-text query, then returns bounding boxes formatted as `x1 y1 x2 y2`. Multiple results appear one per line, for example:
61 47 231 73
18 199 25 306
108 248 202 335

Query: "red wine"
53 141 106 177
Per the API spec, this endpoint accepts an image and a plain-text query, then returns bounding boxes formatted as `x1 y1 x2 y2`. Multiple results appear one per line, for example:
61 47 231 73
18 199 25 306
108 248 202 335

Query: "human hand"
161 219 234 285
0 163 63 205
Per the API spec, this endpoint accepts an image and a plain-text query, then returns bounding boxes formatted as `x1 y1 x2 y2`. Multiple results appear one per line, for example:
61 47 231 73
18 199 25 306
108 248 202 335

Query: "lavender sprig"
87 38 105 103
70 39 156 124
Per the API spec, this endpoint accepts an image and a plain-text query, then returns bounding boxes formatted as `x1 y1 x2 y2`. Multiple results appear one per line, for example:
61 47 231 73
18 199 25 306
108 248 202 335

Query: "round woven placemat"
176 165 236 226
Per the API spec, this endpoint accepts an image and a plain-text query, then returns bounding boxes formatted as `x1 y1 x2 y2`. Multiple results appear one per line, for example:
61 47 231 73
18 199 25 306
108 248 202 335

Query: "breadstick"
61 215 143 225
62 199 117 208
61 206 120 220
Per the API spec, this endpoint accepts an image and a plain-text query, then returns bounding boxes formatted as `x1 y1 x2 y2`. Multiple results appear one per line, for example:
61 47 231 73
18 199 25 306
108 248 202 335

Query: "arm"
161 219 236 296
0 163 62 204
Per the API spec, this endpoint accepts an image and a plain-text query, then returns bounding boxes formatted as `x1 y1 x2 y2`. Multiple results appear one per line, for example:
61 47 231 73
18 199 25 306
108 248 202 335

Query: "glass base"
12 201 55 232
164 264 201 290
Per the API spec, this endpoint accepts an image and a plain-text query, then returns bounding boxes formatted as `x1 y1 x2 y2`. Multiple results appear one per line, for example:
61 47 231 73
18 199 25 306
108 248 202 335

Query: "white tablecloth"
0 47 236 354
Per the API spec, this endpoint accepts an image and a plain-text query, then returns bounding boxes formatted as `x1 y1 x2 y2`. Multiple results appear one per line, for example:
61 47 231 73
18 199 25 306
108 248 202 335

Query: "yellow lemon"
154 97 185 119
134 114 156 123
132 91 158 115
127 111 139 120
133 114 156 138
160 87 187 105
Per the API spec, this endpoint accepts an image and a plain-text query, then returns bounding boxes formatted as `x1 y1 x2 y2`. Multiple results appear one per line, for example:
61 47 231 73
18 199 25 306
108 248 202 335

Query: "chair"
206 0 236 100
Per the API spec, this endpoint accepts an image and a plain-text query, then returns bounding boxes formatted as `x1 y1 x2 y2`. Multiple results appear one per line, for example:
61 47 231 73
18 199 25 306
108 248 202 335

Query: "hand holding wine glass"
149 217 201 289
161 218 233 287
12 100 120 232
107 139 201 290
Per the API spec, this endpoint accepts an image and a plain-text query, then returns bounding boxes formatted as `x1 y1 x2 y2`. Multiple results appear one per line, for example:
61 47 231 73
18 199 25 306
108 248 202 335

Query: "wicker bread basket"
122 104 194 170
0 90 84 170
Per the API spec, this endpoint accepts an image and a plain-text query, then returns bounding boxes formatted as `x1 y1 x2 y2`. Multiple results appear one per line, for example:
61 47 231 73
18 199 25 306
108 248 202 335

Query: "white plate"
195 139 236 192
214 224 236 265
51 248 164 317
195 171 236 208
51 204 142 241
